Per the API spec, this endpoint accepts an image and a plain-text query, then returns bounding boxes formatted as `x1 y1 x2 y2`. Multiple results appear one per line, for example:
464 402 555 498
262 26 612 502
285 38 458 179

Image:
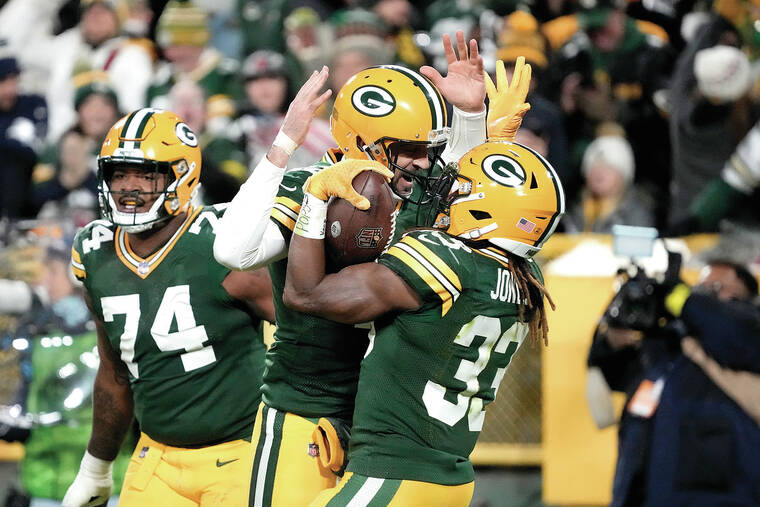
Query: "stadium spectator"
328 9 393 93
422 3 480 74
369 0 426 68
675 116 760 234
235 49 334 170
167 79 244 203
0 55 47 219
668 41 759 229
32 77 119 226
147 0 241 117
282 7 327 81
563 133 655 233
497 10 568 193
543 4 673 222
45 0 153 142
237 0 332 59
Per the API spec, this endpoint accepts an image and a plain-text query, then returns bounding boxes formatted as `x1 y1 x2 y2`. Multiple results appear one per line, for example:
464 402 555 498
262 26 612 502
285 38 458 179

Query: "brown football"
326 170 397 270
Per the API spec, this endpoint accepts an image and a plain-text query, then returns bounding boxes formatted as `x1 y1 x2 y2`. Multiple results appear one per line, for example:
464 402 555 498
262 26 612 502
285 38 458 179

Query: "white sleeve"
213 155 289 271
722 121 760 195
440 106 486 165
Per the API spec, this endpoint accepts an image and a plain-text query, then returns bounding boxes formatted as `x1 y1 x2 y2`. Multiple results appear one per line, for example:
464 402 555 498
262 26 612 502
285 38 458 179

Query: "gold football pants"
248 403 337 507
309 472 475 507
118 432 253 506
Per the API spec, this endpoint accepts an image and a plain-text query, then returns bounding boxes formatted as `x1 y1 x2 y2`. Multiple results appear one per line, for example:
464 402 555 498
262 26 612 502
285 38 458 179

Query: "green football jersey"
71 205 266 447
348 229 542 485
264 164 370 420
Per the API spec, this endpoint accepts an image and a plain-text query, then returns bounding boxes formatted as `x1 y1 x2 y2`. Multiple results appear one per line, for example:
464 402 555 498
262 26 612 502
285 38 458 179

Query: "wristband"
294 193 328 239
273 129 298 156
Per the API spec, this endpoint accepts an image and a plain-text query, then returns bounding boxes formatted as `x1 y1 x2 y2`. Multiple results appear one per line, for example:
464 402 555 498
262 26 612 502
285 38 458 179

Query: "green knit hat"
74 79 118 111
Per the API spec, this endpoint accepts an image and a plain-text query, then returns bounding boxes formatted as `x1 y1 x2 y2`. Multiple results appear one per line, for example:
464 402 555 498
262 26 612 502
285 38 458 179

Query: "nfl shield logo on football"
307 442 320 458
355 227 383 249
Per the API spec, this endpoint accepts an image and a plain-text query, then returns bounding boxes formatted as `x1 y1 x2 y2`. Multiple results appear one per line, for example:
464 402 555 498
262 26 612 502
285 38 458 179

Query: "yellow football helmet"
428 141 565 258
330 65 449 185
97 108 201 232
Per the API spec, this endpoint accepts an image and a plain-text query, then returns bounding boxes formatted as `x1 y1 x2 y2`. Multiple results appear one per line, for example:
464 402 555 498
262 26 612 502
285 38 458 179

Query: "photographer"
590 259 760 506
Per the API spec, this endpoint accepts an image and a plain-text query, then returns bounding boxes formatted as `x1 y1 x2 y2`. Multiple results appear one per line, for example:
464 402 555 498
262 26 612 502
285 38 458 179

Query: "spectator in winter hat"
147 0 241 114
563 133 655 233
242 50 291 116
694 45 753 104
32 75 120 224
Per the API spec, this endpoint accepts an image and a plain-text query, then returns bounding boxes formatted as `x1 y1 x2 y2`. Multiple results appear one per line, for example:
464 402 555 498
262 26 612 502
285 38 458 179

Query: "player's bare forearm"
285 234 421 323
223 269 275 322
284 234 327 304
88 369 134 461
85 295 134 461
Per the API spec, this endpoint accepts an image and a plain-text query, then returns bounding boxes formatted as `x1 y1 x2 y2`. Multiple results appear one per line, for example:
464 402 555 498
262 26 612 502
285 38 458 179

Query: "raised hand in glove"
62 451 113 507
303 159 393 210
484 57 532 141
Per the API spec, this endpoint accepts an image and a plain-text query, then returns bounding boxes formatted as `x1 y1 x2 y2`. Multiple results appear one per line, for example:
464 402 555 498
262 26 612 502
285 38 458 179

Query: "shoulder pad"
382 230 472 315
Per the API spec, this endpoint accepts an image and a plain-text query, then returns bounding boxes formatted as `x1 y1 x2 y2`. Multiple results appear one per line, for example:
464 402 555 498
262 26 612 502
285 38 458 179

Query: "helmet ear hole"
470 210 492 220
530 173 538 189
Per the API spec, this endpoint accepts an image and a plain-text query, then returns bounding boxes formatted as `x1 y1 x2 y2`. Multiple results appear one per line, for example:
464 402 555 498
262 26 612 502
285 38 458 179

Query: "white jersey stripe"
346 477 385 507
253 407 276 507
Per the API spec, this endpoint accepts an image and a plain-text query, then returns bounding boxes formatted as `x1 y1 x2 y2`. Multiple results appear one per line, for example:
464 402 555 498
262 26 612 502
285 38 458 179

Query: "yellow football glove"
484 57 532 142
303 159 393 210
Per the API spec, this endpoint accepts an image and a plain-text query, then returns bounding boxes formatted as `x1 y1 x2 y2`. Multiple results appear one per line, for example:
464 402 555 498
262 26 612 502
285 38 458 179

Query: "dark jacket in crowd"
0 94 47 219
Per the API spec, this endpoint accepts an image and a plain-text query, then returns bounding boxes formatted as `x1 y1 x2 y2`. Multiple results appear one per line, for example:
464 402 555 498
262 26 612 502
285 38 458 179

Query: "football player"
283 137 564 506
214 31 493 507
62 70 331 506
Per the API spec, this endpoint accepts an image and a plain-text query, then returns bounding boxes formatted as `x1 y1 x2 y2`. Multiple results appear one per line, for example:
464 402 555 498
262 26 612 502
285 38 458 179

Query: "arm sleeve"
721 121 760 195
440 106 486 165
681 294 760 372
213 155 288 271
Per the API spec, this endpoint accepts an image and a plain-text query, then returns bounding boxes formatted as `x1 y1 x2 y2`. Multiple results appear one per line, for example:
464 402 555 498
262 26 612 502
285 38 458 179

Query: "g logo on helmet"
175 122 198 147
351 86 396 117
482 154 526 187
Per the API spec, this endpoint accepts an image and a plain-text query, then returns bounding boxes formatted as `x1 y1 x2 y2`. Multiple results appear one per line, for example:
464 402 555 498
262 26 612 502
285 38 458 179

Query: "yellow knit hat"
156 0 210 48
497 11 548 68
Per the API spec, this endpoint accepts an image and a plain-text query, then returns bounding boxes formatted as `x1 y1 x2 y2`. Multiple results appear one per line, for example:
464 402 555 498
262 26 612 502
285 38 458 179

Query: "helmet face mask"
425 141 565 258
330 65 449 204
97 108 201 232
385 140 448 204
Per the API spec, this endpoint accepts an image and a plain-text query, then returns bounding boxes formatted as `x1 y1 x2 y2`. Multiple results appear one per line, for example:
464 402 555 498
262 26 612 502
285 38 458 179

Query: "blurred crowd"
0 0 758 235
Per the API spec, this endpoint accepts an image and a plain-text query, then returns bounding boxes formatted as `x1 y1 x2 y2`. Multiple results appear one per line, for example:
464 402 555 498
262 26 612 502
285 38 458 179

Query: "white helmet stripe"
121 108 160 150
384 65 445 131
